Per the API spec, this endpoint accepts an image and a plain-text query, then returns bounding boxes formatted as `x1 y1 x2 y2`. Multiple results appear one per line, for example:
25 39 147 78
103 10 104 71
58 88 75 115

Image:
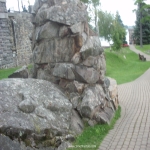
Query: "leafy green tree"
82 1 126 51
115 11 124 27
98 11 114 48
133 1 150 45
134 0 147 47
111 19 126 51
98 10 126 51
115 11 127 44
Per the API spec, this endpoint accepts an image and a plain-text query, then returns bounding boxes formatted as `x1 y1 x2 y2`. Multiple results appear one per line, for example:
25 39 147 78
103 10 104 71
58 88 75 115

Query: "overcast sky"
6 0 35 12
100 0 137 26
6 0 150 26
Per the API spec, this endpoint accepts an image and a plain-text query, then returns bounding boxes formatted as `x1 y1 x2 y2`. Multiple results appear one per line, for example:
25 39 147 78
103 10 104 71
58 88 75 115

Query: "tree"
82 1 126 51
81 0 101 35
134 0 146 47
115 11 127 44
111 18 126 51
98 11 114 48
98 10 126 51
133 1 150 45
115 11 124 27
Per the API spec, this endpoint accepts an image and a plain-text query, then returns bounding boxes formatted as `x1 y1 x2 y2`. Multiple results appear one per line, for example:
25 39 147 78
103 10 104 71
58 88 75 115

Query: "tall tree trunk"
139 3 143 47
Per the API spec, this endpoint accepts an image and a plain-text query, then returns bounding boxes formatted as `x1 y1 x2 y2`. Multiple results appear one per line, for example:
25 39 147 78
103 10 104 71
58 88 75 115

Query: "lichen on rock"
0 0 119 149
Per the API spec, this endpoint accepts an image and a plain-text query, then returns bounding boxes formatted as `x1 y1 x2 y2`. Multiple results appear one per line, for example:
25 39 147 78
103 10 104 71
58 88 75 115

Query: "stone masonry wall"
10 13 33 66
0 0 6 13
0 0 33 69
0 0 14 68
31 0 119 126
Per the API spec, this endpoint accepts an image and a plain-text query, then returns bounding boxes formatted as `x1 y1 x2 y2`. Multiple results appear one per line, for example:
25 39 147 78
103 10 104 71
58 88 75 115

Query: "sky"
100 0 150 26
100 0 136 26
6 0 35 12
5 0 150 45
6 0 150 26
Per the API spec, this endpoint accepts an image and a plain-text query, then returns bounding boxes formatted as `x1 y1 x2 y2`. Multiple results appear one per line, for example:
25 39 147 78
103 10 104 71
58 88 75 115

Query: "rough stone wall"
0 0 33 69
10 13 33 66
31 0 119 125
0 0 6 13
0 0 14 68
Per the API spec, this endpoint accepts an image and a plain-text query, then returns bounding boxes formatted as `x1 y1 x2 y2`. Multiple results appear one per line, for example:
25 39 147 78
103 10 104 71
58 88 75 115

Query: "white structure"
101 29 130 47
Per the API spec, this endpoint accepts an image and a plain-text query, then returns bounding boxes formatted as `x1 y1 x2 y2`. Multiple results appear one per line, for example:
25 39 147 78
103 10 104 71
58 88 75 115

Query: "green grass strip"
0 64 33 80
0 67 20 80
105 47 150 84
135 44 150 55
68 106 121 150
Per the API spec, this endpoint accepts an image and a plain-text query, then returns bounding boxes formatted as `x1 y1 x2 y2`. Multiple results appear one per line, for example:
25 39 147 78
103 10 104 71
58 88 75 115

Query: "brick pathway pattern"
99 67 150 149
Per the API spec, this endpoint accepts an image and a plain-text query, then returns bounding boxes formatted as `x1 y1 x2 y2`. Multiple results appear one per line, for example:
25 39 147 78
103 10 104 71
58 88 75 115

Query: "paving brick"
99 68 150 150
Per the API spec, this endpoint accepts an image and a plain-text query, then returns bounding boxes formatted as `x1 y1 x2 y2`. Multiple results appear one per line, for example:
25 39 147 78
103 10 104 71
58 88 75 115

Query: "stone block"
0 13 8 18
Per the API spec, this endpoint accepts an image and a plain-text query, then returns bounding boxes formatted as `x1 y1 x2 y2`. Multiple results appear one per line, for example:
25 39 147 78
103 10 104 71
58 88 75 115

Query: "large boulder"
0 134 55 150
79 85 105 119
0 78 74 148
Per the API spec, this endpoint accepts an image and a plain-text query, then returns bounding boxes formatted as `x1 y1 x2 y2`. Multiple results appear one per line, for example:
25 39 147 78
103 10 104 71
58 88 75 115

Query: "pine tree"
115 11 127 44
133 2 150 45
111 16 126 51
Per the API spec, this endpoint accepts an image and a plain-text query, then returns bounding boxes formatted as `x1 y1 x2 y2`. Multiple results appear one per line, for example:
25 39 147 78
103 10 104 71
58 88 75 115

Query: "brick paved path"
99 68 150 150
129 45 150 61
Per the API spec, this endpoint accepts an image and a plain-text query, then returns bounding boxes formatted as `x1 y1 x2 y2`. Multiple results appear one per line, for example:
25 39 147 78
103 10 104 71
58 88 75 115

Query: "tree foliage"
98 11 114 43
98 11 126 51
81 0 100 34
133 1 150 45
115 11 127 44
81 0 126 51
111 19 126 51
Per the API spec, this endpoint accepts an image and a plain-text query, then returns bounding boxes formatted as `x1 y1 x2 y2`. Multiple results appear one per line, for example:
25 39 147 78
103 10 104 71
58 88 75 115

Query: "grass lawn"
135 44 150 55
68 106 121 150
0 64 32 80
105 47 150 84
0 67 20 80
